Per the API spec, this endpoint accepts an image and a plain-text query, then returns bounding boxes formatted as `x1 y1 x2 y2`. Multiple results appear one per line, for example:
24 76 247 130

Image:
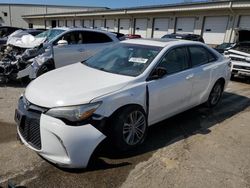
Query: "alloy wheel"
122 110 146 145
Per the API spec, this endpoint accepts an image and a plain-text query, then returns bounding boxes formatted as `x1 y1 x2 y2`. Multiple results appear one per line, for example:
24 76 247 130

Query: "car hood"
7 30 46 48
25 63 134 108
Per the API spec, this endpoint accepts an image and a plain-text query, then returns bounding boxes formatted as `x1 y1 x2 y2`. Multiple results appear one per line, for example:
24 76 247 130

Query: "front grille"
17 96 47 150
19 115 41 150
233 65 250 70
230 56 246 62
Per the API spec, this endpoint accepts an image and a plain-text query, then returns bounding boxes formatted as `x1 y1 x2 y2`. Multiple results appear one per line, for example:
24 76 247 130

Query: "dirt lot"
0 79 250 188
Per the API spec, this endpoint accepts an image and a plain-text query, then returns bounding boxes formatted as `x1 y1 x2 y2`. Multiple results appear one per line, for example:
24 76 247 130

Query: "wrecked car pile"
0 29 62 83
224 29 250 78
0 27 120 83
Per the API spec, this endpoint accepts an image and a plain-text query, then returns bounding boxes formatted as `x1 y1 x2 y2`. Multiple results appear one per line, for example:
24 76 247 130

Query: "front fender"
92 83 147 118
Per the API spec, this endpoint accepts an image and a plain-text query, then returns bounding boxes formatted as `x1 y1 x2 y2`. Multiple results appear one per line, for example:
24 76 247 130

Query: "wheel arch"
215 77 226 90
109 103 146 120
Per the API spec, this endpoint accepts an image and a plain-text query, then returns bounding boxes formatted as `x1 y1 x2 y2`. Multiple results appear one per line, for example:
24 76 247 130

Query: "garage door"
153 18 169 38
176 17 195 34
202 16 228 45
94 20 104 29
239 16 250 29
58 20 65 27
74 20 82 27
134 18 148 38
66 20 74 27
83 20 92 28
119 19 130 34
105 19 115 32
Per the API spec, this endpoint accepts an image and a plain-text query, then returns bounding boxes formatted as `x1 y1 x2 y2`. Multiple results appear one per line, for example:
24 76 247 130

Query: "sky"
0 0 204 8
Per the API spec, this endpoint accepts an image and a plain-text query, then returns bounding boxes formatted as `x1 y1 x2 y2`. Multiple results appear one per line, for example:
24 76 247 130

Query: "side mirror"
57 40 68 46
149 67 167 80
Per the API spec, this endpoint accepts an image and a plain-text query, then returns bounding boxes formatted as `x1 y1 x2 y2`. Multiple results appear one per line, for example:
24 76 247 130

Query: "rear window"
189 46 217 67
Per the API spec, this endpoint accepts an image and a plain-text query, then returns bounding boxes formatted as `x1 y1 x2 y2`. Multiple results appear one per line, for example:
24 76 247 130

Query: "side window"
82 31 113 43
207 51 217 62
157 47 189 75
63 32 78 45
189 46 217 67
55 31 83 45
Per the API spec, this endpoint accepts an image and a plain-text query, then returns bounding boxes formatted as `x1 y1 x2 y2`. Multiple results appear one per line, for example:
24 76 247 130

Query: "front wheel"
111 106 148 151
206 81 224 108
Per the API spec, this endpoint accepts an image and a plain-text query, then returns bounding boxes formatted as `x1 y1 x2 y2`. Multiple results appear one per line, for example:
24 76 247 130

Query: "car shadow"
86 91 250 171
0 79 29 88
231 76 250 84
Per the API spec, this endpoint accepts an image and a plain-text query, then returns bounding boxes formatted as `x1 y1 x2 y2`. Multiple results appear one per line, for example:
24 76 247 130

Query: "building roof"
22 0 250 19
0 3 108 9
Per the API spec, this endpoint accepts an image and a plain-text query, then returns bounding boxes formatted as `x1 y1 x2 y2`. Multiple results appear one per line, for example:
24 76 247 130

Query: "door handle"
186 74 194 80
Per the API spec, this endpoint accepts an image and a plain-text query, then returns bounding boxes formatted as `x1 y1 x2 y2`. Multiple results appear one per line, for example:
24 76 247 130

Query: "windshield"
35 29 65 42
83 43 162 77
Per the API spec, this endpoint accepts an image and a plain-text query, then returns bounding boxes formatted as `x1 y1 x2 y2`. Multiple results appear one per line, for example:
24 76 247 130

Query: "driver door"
147 47 194 125
53 31 85 68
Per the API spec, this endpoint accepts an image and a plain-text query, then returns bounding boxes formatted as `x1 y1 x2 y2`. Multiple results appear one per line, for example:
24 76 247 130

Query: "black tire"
206 80 224 108
111 106 148 151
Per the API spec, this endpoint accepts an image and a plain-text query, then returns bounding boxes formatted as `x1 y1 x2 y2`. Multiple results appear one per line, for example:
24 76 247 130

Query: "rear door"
188 45 218 106
53 31 86 68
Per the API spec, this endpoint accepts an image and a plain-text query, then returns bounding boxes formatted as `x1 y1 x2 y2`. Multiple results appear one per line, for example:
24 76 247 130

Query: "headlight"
46 102 102 122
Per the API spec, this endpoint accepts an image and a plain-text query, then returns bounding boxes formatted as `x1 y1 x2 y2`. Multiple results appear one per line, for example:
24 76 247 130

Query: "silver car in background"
0 27 120 83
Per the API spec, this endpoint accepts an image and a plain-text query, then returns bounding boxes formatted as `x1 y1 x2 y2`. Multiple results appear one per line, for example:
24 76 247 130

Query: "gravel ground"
0 79 250 188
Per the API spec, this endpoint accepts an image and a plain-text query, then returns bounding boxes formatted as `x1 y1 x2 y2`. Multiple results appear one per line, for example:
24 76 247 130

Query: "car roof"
51 27 116 35
165 33 200 37
121 38 202 47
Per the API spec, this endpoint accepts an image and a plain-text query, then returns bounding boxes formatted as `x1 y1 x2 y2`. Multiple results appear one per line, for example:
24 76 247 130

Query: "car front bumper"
15 98 106 168
231 61 250 76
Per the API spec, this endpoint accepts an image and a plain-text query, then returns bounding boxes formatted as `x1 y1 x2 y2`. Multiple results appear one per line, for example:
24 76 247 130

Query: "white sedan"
15 39 231 168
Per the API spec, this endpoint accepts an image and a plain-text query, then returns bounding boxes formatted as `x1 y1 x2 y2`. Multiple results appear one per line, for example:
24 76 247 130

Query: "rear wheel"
112 106 148 151
206 81 224 108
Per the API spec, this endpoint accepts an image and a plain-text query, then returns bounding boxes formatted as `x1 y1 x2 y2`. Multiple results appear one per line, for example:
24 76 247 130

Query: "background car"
214 43 235 54
125 34 142 39
162 33 205 43
15 39 231 168
0 27 120 83
224 29 250 79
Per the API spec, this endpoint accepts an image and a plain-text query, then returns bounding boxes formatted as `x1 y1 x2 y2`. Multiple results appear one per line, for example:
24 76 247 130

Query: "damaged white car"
224 29 250 78
0 27 120 83
15 39 230 168
0 28 65 83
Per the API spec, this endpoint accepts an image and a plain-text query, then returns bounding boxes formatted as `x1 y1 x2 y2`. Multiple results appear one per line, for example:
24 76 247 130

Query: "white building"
3 1 250 45
0 3 107 28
